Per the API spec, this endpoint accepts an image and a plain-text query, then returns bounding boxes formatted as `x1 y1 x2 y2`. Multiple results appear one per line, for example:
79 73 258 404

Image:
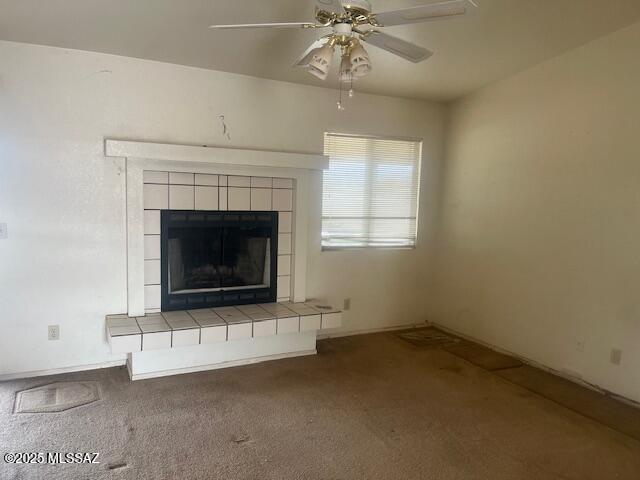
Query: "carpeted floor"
1 331 640 480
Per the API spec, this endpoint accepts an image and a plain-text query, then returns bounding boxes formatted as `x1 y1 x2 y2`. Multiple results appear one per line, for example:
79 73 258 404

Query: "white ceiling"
1 0 639 101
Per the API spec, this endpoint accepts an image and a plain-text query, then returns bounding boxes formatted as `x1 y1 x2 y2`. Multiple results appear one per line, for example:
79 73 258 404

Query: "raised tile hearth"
103 140 331 380
107 302 341 355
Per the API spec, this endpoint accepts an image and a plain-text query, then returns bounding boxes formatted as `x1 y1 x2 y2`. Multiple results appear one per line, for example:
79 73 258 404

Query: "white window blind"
322 133 422 249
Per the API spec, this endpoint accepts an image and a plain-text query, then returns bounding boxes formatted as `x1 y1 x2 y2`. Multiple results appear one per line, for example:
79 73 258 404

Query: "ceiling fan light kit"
209 0 477 109
307 43 335 80
349 42 371 78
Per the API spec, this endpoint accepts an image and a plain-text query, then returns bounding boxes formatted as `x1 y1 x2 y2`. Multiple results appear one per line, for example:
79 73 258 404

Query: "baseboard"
129 349 317 381
0 359 127 382
431 322 640 410
317 322 424 340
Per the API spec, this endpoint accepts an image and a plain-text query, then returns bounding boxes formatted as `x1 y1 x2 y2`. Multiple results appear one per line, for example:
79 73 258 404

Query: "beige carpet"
1 332 640 480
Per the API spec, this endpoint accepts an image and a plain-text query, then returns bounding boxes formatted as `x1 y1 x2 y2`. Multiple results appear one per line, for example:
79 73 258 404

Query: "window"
322 133 422 249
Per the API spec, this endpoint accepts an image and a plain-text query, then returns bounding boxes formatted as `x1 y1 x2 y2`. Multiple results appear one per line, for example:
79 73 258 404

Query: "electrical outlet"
610 348 622 365
0 223 7 240
576 340 585 352
48 325 60 341
343 298 351 311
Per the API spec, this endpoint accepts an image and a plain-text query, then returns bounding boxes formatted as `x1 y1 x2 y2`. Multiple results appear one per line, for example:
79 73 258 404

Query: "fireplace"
160 210 278 311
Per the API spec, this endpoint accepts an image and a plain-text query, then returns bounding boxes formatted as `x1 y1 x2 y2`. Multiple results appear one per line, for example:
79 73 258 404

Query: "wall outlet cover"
610 348 622 365
48 325 60 341
0 223 7 239
343 298 351 311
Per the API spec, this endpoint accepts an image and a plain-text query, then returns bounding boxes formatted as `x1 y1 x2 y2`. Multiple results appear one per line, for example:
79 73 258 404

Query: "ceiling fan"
210 0 477 107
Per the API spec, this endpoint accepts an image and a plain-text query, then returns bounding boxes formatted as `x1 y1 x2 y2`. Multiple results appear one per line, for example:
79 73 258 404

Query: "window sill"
321 245 416 252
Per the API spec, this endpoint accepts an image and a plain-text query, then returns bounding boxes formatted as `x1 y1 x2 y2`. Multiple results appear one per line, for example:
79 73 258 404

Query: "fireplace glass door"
161 211 278 311
168 226 271 293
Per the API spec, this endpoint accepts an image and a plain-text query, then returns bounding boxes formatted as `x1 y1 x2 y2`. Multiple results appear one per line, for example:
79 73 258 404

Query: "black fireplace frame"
160 210 278 312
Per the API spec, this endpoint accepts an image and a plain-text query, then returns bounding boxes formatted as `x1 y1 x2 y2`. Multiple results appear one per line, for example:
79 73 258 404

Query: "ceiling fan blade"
361 31 433 63
293 37 330 67
372 0 476 27
316 0 344 13
209 22 318 30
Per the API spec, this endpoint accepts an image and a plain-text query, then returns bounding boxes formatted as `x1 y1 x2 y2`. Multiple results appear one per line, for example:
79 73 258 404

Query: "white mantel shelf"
104 139 329 171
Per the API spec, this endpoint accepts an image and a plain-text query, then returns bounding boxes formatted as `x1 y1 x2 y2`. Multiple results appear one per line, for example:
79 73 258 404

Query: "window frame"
321 132 423 251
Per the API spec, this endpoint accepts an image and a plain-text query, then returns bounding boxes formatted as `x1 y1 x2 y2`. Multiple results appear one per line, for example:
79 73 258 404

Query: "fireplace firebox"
160 210 278 311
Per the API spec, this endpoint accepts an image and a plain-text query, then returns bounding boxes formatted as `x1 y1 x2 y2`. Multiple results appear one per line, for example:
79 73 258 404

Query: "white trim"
431 322 640 410
292 173 308 302
316 322 426 339
128 349 317 380
105 140 329 171
0 359 126 381
126 161 145 316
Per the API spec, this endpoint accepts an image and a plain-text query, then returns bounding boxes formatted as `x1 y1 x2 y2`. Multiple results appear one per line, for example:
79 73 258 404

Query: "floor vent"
14 382 101 414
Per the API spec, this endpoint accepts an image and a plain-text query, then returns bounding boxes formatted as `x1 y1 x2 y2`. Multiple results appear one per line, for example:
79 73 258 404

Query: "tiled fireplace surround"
142 171 296 309
104 140 340 380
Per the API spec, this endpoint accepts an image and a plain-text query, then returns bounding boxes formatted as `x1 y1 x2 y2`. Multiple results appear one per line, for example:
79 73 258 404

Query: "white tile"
259 303 297 318
144 285 161 310
278 233 292 255
144 184 168 210
137 313 170 332
228 175 250 187
163 311 198 329
169 185 194 210
237 304 274 321
219 175 228 186
227 322 252 340
253 319 277 337
277 255 291 276
277 276 291 298
213 306 250 323
219 187 228 210
106 315 139 334
195 186 219 210
109 334 142 354
282 302 318 316
201 325 227 344
169 172 194 185
172 329 200 347
144 259 161 285
191 309 224 325
273 188 293 211
144 210 161 235
144 235 161 260
277 316 299 334
143 171 168 184
251 177 272 188
195 174 218 186
228 187 250 210
273 178 293 189
321 312 342 330
251 188 271 211
278 212 292 233
142 331 171 350
300 314 321 332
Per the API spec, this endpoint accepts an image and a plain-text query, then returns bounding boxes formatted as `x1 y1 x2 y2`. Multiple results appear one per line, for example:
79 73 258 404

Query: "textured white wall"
0 40 445 376
433 21 640 403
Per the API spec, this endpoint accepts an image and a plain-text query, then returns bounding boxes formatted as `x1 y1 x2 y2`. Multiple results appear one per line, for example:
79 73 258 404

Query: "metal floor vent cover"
397 329 461 348
14 382 101 414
